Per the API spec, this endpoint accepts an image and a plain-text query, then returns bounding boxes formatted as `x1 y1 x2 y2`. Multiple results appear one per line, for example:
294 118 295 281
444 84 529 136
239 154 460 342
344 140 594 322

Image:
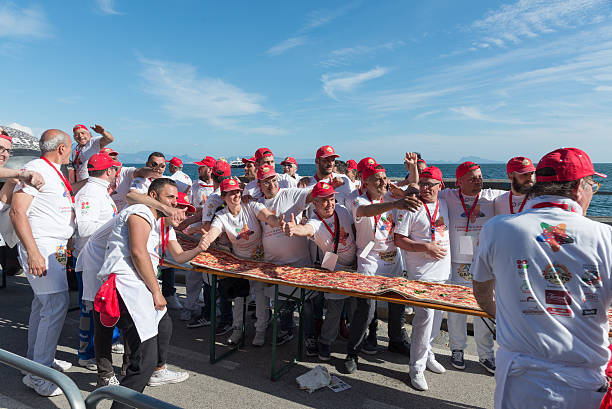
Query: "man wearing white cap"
472 148 609 408
71 124 115 187
494 157 536 215
166 156 192 193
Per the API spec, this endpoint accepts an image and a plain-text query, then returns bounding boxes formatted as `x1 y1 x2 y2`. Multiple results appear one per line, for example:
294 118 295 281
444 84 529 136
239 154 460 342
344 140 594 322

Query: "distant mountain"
424 156 504 164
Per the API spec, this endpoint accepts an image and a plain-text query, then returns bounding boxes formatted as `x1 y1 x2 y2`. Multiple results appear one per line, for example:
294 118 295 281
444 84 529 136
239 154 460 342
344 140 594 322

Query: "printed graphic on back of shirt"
541 262 572 286
536 222 574 252
80 201 90 215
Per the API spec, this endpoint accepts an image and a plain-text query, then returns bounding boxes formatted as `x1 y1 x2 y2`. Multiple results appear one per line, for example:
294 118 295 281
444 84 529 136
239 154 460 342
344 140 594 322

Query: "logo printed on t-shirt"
516 259 529 276
545 290 572 305
460 203 485 223
536 222 574 252
236 224 254 241
542 262 572 286
579 265 602 287
582 309 597 316
434 216 447 236
546 306 573 317
379 214 393 232
457 263 473 281
55 245 68 266
339 226 348 246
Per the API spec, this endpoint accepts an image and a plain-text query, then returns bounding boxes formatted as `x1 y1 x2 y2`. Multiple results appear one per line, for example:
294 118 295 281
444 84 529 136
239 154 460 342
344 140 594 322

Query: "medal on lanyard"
422 199 439 241
509 192 528 214
459 191 479 233
40 156 75 203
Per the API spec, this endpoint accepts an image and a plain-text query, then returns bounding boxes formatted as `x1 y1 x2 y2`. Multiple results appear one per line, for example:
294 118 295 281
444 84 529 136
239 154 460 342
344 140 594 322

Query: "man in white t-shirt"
166 156 192 193
70 123 115 188
302 145 353 207
472 147 609 409
281 156 300 182
242 148 297 200
96 178 205 408
395 166 451 391
494 157 536 215
345 164 421 374
283 181 357 360
11 129 75 397
73 152 121 371
189 156 216 210
242 156 256 182
438 161 505 373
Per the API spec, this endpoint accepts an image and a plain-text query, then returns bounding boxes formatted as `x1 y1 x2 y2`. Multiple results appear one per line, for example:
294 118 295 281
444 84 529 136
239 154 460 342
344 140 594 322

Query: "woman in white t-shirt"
199 177 284 347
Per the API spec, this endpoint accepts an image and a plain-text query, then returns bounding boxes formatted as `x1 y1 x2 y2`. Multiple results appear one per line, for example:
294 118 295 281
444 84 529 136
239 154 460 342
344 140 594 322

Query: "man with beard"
242 148 297 200
71 124 115 188
438 162 505 374
189 156 216 210
494 157 536 215
241 156 256 182
302 145 353 206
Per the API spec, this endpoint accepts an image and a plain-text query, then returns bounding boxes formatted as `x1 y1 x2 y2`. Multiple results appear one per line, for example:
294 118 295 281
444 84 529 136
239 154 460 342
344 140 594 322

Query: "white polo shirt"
72 136 102 182
395 198 451 282
494 191 529 215
211 201 266 260
189 180 215 209
169 169 192 193
111 166 137 211
74 177 117 256
472 195 612 391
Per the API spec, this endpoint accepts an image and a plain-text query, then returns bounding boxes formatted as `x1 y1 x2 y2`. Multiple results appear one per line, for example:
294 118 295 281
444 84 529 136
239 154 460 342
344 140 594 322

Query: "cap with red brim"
506 157 536 174
281 157 297 166
166 157 183 167
536 147 607 182
194 156 216 168
221 178 242 193
316 145 339 159
177 192 196 213
362 165 386 181
455 161 480 179
257 165 276 180
312 181 336 198
87 152 121 171
242 156 255 164
94 274 120 327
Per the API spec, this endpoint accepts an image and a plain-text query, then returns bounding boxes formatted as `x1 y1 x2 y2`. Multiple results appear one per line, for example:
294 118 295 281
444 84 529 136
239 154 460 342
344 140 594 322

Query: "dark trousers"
347 297 375 356
388 302 408 343
160 268 176 297
202 282 232 324
303 292 324 339
110 294 172 409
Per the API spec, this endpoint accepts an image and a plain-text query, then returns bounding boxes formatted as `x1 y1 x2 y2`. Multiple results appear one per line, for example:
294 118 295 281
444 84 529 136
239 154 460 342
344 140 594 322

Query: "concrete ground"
0 273 495 409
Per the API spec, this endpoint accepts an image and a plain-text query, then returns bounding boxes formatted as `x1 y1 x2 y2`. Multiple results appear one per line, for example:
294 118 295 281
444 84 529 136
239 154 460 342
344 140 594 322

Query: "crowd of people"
0 123 610 409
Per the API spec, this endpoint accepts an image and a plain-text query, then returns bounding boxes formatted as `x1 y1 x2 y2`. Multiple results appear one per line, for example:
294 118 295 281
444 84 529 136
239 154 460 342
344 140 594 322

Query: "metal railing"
0 348 183 409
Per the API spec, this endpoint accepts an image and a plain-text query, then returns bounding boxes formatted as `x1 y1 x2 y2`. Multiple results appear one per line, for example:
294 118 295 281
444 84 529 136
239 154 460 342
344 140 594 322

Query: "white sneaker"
78 358 97 371
97 374 120 388
252 330 265 347
227 328 243 345
166 295 183 310
23 374 63 397
410 371 428 391
147 367 189 387
426 356 446 374
112 342 124 354
51 359 72 372
179 309 193 321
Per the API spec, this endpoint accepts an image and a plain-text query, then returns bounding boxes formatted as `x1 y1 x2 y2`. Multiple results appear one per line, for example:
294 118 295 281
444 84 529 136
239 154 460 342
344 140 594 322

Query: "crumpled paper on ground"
296 365 331 393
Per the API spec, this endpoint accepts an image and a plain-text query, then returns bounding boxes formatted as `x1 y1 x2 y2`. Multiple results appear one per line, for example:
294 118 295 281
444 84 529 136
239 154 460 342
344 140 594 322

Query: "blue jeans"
76 270 95 360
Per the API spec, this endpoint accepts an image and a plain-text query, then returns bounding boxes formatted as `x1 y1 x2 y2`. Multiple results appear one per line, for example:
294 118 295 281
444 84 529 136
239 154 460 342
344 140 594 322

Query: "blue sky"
1 0 612 163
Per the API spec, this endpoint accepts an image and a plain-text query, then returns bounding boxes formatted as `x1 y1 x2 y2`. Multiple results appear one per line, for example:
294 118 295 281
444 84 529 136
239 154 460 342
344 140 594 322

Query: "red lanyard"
532 202 577 213
458 191 479 232
200 182 213 188
40 156 74 203
315 174 332 183
422 199 439 241
316 210 338 239
73 147 82 169
509 192 528 214
366 191 383 231
160 218 170 265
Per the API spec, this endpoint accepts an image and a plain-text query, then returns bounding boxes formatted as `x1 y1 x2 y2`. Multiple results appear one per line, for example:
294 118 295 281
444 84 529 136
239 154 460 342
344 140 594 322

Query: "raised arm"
281 213 314 238
91 124 114 148
126 190 187 226
256 207 284 227
356 196 421 218
10 191 46 276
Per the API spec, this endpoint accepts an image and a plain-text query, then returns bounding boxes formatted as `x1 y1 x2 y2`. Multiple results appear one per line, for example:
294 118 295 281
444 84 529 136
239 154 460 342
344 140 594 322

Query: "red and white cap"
362 165 386 181
94 274 120 327
166 156 183 167
242 156 255 164
220 178 241 193
357 157 377 173
312 181 336 198
420 166 444 188
100 147 118 157
73 124 88 133
455 161 480 179
212 160 231 177
194 156 216 168
0 128 12 142
506 157 535 175
87 152 121 171
280 157 297 166
257 165 276 180
346 159 357 171
536 147 607 182
176 192 196 213
255 148 274 161
316 145 339 159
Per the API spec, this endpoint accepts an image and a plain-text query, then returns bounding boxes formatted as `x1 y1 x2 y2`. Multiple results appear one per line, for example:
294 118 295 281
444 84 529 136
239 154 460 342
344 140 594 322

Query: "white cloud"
472 0 609 48
321 66 389 100
266 36 307 56
139 57 283 135
319 41 404 67
95 0 121 15
0 3 50 38
450 106 488 121
368 87 463 112
302 2 359 31
58 96 82 104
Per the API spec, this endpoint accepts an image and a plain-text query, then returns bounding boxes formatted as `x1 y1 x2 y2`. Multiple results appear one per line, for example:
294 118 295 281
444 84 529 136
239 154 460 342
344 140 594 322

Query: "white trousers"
27 291 69 367
232 281 269 332
409 306 444 372
500 369 605 409
183 270 204 311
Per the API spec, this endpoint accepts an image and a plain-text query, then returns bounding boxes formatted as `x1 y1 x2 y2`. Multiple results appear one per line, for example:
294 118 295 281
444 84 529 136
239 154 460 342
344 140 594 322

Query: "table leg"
209 274 217 364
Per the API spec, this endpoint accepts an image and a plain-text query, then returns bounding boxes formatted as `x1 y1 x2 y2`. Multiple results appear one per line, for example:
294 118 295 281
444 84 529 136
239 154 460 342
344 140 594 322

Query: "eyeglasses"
149 162 166 169
418 181 441 188
0 147 12 156
260 177 278 187
589 180 602 194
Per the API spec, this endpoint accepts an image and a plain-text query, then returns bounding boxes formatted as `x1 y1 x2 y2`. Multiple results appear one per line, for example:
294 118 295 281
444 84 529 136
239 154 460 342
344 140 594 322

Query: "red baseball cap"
212 160 231 177
94 274 120 327
312 181 336 198
455 161 480 179
242 156 255 164
257 165 276 180
316 145 339 159
87 152 121 171
194 156 216 168
0 128 12 142
420 166 444 188
535 148 607 182
506 157 536 175
280 157 297 166
255 148 274 161
221 177 242 193
166 157 183 167
100 147 118 157
417 159 427 165
346 159 357 171
362 165 386 182
177 192 196 213
73 124 88 133
357 157 378 173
